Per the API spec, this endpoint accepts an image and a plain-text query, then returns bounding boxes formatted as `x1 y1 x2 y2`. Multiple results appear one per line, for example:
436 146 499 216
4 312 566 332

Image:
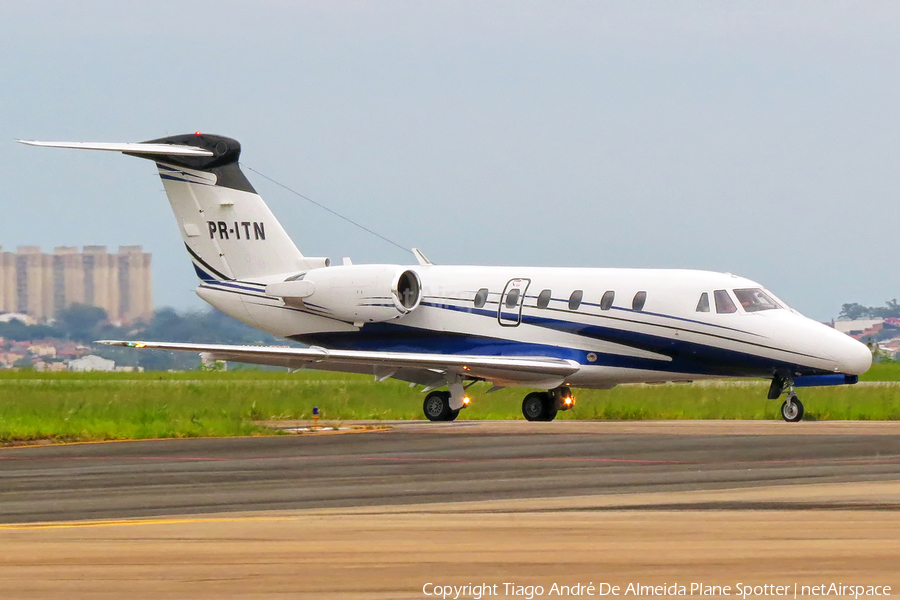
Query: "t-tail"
18 133 325 283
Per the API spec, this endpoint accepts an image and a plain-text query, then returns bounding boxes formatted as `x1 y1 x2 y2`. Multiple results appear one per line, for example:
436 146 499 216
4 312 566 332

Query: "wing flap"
97 340 581 383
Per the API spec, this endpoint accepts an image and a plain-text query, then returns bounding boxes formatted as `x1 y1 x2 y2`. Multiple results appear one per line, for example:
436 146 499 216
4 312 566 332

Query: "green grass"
862 361 900 381
0 363 897 444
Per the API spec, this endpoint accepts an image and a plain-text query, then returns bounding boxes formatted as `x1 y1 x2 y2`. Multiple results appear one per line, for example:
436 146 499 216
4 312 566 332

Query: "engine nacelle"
268 265 422 324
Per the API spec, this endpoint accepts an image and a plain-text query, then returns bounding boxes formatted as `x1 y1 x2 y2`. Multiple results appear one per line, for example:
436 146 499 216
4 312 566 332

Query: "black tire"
523 392 557 421
542 402 558 422
424 391 453 421
522 392 546 421
781 397 804 422
447 409 460 422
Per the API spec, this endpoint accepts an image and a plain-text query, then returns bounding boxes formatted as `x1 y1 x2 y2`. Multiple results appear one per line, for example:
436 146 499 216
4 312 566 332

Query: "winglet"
412 248 433 265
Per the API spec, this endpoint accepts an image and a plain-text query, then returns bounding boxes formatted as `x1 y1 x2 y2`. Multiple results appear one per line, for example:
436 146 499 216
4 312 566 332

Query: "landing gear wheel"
423 391 454 421
522 393 545 421
522 392 558 422
781 395 804 422
542 403 558 422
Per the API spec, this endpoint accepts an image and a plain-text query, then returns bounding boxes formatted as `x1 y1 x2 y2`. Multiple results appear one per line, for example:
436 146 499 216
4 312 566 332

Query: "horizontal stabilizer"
17 140 214 156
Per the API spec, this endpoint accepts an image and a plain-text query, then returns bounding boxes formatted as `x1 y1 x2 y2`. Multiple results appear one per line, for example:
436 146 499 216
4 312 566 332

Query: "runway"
1 421 898 598
1 420 898 523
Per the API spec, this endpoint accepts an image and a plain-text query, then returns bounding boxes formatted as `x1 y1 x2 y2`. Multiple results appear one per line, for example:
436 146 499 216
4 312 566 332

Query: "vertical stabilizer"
135 133 305 281
20 133 311 282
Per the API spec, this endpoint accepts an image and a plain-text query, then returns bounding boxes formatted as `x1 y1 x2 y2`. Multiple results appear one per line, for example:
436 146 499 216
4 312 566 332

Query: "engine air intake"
395 270 421 311
290 265 422 324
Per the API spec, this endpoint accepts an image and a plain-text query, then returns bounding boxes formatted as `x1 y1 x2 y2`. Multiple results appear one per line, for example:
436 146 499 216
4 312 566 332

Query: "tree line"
839 300 900 321
0 304 289 370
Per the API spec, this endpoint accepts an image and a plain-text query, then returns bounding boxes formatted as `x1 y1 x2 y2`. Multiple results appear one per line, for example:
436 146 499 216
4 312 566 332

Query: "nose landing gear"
769 372 804 423
781 393 804 422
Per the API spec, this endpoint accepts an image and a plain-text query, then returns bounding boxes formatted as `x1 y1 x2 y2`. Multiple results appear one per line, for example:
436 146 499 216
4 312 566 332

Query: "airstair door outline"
498 278 530 327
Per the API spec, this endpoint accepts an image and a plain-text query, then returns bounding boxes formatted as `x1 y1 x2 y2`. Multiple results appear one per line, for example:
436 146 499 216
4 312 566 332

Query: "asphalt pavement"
1 421 898 523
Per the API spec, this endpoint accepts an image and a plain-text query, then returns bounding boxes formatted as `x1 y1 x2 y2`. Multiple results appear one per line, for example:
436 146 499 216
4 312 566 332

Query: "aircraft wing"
96 340 581 387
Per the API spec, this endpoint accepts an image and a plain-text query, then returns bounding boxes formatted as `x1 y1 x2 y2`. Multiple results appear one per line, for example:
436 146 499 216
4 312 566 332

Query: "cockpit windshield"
733 288 783 312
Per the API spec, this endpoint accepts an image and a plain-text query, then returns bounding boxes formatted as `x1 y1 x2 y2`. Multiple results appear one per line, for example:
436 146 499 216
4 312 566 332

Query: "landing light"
564 396 574 406
462 397 471 406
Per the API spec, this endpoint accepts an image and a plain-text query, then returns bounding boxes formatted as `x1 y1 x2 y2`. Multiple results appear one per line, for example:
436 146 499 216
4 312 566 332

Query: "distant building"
0 312 36 325
68 355 116 372
0 245 152 323
33 361 67 373
0 353 24 368
834 319 884 338
28 344 56 358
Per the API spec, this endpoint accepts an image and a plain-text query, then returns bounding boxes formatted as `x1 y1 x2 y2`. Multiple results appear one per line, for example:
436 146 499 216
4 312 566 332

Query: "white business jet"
20 133 872 422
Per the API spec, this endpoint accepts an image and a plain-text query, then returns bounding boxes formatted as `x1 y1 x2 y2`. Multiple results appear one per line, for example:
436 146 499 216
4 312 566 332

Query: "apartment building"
0 245 152 323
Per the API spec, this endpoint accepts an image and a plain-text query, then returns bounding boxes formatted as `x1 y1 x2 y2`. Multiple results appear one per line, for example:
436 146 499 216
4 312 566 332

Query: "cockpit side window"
696 292 710 313
733 288 783 312
714 289 737 314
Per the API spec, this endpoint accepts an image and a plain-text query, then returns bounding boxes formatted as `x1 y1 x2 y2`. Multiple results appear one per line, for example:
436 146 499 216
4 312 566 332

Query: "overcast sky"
2 1 898 321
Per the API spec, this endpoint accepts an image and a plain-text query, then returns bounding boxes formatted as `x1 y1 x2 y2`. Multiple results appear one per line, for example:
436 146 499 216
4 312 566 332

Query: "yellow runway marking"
0 514 296 530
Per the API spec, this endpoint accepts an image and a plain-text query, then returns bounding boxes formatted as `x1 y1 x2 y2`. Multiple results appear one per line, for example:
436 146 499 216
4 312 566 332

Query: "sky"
1 1 898 322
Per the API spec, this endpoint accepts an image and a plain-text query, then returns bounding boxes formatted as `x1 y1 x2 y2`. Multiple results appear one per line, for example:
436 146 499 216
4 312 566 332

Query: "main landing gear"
423 377 474 422
422 386 576 422
769 372 804 423
423 391 460 422
522 388 575 422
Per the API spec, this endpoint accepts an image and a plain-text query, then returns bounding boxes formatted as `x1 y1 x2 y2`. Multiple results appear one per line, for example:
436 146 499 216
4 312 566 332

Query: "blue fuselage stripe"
291 301 831 378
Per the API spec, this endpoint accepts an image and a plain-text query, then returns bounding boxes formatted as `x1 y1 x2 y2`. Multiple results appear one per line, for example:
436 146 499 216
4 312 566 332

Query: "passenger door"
498 278 531 326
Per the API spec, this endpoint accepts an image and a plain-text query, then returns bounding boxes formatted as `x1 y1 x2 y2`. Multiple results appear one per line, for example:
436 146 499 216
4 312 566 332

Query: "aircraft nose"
833 333 873 375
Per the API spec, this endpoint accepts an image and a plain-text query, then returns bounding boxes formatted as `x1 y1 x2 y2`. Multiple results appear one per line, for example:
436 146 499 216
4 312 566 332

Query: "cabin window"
696 292 710 313
632 291 647 311
733 288 782 312
714 289 737 314
600 290 614 310
568 290 583 311
474 288 489 308
505 288 521 308
537 289 552 309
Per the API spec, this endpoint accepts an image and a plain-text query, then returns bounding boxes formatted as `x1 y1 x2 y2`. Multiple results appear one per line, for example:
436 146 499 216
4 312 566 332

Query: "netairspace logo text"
422 582 892 600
